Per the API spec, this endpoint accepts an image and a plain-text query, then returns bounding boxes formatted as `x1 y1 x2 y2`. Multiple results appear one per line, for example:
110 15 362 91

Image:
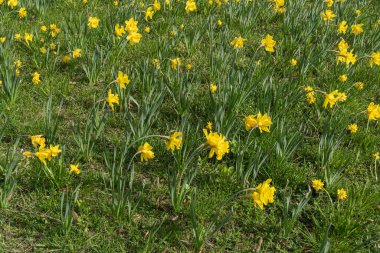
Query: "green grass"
1 0 380 252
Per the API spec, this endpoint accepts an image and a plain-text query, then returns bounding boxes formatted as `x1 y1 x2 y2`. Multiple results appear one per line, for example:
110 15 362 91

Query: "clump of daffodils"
23 135 61 165
244 113 272 133
323 90 347 108
114 18 142 45
336 38 357 68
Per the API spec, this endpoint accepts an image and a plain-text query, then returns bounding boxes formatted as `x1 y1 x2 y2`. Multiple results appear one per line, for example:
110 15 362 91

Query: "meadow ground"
0 0 380 252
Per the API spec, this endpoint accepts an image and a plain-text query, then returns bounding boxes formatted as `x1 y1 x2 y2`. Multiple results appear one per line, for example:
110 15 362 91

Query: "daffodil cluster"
114 18 142 45
23 135 61 165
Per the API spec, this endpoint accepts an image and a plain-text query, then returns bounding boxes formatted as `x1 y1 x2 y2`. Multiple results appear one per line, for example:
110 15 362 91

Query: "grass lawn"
0 0 380 252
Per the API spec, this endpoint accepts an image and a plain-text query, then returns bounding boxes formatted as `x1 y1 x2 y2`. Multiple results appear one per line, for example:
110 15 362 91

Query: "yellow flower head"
24 32 33 45
49 144 62 157
337 20 348 34
22 151 33 158
32 72 41 85
354 82 364 90
73 49 82 58
35 146 52 165
31 135 46 148
210 83 217 93
337 188 347 201
166 131 183 151
337 38 349 52
49 24 61 37
0 37 6 44
274 0 285 13
312 179 324 191
369 52 380 67
170 58 181 69
355 9 362 16
367 102 380 121
153 0 161 10
69 164 81 175
321 9 336 21
338 74 347 82
15 60 22 68
125 18 139 33
127 32 142 45
106 89 119 111
7 0 18 9
323 90 346 108
347 123 358 133
145 7 154 21
39 47 47 54
373 152 380 160
350 24 364 36
114 24 126 38
244 113 272 133
18 7 27 18
304 86 316 104
325 0 333 7
290 58 297 66
203 129 230 160
138 142 155 162
337 49 357 68
116 71 130 89
261 34 276 52
152 58 160 70
63 55 71 63
230 36 247 49
252 179 276 209
185 0 197 13
88 16 100 28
